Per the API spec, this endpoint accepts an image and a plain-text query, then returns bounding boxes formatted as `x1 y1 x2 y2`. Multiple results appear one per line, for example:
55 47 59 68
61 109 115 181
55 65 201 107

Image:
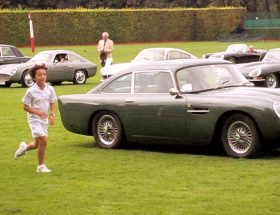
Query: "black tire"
92 111 123 149
265 74 279 88
221 114 262 158
0 82 12 87
227 57 236 64
50 81 62 86
73 70 87 85
21 71 34 87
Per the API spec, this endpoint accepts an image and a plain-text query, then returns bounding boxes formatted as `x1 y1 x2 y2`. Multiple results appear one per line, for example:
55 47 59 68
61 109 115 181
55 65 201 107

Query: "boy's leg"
26 138 39 151
37 136 48 165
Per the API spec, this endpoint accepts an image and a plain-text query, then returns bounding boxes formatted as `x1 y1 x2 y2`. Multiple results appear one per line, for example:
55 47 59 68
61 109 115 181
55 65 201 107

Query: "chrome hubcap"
97 115 118 145
266 74 277 88
24 73 34 87
227 121 252 154
75 71 86 84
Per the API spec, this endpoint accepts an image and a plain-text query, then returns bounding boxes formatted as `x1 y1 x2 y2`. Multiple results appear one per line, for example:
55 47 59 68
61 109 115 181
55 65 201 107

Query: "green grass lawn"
1 41 280 215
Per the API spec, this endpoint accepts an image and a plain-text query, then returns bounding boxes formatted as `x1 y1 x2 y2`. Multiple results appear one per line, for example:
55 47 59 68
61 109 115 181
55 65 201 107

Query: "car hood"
101 61 150 76
235 61 280 77
0 62 34 73
200 86 280 101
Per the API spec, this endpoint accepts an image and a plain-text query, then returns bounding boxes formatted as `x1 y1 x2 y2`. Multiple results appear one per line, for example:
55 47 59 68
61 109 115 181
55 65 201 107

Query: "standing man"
97 32 114 67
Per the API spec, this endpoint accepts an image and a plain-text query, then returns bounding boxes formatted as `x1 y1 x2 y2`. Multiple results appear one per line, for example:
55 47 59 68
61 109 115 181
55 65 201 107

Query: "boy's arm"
49 102 56 126
23 103 48 119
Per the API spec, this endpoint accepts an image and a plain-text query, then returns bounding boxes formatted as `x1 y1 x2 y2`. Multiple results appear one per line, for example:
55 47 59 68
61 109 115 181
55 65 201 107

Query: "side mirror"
169 88 180 96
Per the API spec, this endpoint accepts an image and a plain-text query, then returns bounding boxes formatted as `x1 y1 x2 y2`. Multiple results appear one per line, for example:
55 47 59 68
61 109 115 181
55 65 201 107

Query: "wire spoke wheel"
222 114 262 158
97 115 119 146
227 121 252 154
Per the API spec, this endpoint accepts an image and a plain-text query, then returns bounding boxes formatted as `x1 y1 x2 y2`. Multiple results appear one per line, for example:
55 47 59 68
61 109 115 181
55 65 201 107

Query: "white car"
100 48 197 80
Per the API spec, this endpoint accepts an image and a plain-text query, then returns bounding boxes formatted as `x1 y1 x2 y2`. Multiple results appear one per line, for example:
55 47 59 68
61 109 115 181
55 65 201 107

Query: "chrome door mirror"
169 88 180 96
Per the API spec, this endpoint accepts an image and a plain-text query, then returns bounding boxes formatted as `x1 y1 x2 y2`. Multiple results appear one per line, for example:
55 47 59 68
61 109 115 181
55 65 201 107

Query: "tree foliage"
0 0 280 12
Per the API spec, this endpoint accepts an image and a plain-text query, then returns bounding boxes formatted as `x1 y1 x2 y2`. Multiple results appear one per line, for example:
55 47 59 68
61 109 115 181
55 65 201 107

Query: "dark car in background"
203 44 266 64
59 59 280 158
0 44 31 65
236 48 280 88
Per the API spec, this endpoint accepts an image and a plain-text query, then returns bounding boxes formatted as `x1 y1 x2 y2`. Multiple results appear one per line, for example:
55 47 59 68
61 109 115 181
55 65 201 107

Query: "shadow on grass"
74 141 280 159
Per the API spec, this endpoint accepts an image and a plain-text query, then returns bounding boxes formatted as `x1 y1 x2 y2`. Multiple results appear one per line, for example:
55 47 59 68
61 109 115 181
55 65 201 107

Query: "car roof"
141 48 188 52
39 50 76 55
119 59 231 73
0 44 16 48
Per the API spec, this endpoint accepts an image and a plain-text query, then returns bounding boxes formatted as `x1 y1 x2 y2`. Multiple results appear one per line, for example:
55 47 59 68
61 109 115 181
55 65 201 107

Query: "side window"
168 51 181 60
181 52 191 59
134 72 173 93
69 54 81 62
54 53 68 63
102 74 132 93
2 47 16 57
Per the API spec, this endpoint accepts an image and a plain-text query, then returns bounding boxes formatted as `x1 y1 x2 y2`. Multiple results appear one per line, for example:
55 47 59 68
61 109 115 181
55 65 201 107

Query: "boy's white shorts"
29 122 48 138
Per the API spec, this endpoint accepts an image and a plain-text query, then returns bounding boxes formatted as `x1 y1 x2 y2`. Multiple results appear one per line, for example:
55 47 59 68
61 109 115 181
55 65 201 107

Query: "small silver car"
0 50 97 87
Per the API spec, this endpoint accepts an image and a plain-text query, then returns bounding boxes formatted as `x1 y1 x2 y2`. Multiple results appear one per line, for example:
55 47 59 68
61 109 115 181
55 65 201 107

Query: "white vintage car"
100 48 197 81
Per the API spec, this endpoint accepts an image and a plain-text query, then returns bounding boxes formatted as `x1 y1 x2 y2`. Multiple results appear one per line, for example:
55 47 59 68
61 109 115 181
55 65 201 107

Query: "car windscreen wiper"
214 80 230 90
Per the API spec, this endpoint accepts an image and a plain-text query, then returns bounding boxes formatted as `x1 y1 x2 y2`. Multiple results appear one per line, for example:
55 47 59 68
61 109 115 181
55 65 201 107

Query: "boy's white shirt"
22 83 57 124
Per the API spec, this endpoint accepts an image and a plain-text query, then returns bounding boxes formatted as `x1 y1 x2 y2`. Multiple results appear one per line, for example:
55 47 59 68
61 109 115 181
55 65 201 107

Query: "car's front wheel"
92 111 123 149
227 57 236 64
21 71 34 87
73 70 87 85
265 73 279 88
221 114 262 158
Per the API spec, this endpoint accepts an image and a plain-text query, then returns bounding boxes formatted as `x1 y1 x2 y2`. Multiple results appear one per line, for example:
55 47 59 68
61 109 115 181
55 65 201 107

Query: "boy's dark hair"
28 63 48 79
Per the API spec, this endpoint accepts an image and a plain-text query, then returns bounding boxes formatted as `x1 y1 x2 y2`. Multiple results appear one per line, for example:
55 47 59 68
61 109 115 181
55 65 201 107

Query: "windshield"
226 44 247 53
176 64 248 92
263 49 280 62
133 50 165 61
29 53 52 63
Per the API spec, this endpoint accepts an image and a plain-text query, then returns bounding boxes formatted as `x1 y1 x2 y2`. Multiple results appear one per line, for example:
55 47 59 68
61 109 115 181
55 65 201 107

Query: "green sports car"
58 59 280 158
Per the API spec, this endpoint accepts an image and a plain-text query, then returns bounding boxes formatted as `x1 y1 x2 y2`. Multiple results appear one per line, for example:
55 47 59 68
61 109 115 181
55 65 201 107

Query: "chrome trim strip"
187 110 209 113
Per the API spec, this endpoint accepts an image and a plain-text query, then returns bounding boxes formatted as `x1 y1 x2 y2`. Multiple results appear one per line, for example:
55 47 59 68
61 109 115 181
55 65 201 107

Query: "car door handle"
125 99 134 103
68 66 73 68
187 108 209 114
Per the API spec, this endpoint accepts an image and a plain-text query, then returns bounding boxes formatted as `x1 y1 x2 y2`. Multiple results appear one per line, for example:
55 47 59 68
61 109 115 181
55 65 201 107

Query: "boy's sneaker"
14 141 27 160
36 164 52 173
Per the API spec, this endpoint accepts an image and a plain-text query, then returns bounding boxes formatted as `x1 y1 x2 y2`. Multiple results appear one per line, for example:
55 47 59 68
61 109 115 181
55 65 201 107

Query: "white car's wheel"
265 74 279 88
73 70 87 85
21 71 34 87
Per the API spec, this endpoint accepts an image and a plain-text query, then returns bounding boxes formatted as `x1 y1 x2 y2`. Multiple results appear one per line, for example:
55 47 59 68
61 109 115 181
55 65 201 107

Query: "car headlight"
202 54 206 59
249 68 261 78
11 69 17 76
273 102 280 118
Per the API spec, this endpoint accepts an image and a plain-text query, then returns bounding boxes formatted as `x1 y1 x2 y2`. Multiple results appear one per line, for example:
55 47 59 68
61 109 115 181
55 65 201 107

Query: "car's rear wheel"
227 57 236 64
221 114 262 158
265 74 279 88
92 111 123 149
21 71 34 87
73 70 87 84
50 81 62 86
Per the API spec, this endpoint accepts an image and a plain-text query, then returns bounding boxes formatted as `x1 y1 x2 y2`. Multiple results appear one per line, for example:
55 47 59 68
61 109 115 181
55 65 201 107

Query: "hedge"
0 8 246 46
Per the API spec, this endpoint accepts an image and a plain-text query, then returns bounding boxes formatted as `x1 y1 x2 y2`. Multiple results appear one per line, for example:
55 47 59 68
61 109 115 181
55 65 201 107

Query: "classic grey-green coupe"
59 59 280 158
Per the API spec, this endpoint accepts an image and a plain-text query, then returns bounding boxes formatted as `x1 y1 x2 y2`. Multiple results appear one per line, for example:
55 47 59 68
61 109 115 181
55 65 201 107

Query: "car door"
123 71 186 140
48 53 75 81
238 53 261 63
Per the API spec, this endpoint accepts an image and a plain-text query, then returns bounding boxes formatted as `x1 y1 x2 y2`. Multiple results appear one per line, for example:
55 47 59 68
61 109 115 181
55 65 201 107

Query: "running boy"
14 64 57 173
